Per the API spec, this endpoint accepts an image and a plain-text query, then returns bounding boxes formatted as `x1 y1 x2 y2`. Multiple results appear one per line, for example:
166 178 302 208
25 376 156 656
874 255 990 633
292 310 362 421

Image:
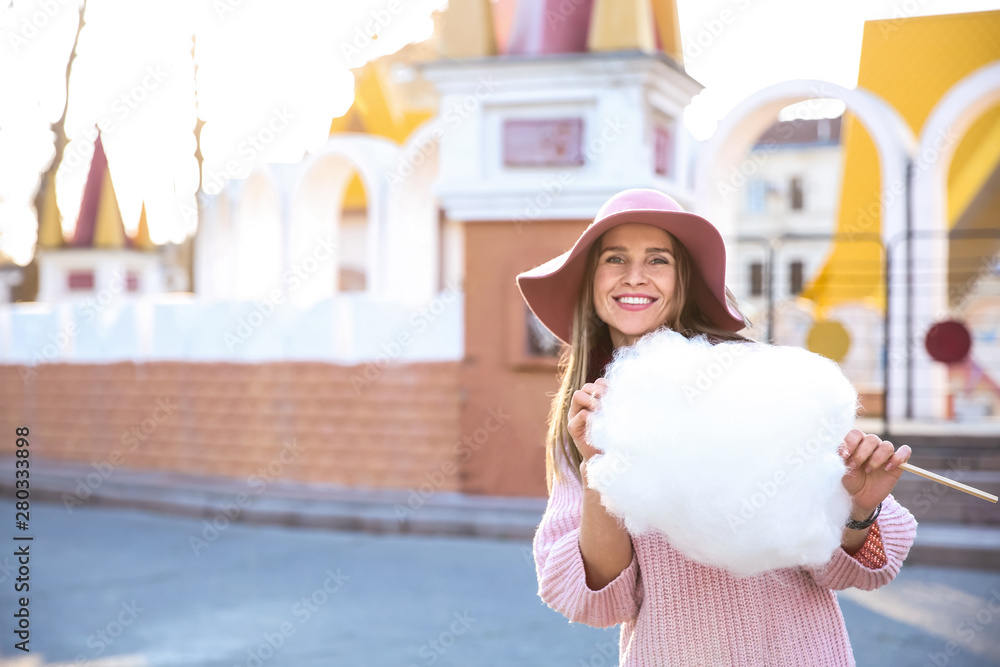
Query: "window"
790 177 804 211
526 306 562 357
750 262 763 297
790 260 804 295
654 124 674 178
67 270 94 290
747 180 766 215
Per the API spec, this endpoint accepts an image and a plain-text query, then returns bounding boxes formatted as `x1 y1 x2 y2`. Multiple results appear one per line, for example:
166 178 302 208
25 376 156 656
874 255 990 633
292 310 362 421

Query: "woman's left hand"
839 429 911 519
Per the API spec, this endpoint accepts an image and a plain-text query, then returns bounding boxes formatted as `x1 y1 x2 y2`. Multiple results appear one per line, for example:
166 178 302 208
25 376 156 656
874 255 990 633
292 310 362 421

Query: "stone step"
906 522 1000 570
891 470 1000 525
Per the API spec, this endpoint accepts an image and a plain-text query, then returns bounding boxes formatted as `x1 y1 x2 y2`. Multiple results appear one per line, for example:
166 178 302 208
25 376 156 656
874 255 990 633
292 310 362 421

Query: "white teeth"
617 296 653 305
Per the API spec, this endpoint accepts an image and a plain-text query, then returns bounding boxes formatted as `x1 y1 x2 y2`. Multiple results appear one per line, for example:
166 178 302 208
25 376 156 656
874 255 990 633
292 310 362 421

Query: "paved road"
1 501 998 666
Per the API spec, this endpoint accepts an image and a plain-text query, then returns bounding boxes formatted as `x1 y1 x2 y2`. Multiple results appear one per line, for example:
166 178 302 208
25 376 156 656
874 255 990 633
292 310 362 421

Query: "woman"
515 188 917 666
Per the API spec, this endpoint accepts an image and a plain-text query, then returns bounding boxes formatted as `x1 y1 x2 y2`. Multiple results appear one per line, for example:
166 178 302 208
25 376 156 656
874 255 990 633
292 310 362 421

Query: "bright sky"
0 0 997 266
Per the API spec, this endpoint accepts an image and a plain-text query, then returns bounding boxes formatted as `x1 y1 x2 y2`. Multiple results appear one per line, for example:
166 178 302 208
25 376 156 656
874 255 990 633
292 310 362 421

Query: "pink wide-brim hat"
516 188 747 345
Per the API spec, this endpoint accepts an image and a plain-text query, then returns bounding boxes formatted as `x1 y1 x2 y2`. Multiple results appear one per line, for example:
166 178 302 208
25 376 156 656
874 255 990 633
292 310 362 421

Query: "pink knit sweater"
532 452 918 666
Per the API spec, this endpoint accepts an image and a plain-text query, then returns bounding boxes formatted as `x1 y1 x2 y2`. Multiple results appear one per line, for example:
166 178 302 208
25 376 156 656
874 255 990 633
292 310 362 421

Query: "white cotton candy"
584 327 857 577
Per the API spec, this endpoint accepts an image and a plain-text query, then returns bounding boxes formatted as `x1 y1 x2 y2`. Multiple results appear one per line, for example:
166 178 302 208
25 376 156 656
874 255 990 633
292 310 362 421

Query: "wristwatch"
845 502 882 530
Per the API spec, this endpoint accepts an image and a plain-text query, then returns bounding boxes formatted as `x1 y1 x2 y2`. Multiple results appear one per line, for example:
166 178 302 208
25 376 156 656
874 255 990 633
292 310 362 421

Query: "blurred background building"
1 1 998 533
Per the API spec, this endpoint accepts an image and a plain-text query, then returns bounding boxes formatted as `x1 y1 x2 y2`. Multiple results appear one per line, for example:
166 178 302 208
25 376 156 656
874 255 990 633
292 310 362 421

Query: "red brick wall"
0 361 462 491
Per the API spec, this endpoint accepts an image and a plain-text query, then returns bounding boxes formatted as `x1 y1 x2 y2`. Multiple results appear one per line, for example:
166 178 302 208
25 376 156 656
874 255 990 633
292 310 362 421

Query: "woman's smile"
613 293 659 310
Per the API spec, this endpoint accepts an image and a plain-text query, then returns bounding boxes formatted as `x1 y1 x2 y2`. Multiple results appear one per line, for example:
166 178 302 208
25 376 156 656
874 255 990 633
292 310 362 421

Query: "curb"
0 457 546 541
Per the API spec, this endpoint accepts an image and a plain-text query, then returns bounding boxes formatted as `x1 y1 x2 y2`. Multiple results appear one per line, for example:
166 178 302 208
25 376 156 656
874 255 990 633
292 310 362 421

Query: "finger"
864 440 896 473
884 444 912 471
572 389 592 409
847 434 881 470
843 428 865 448
839 431 863 462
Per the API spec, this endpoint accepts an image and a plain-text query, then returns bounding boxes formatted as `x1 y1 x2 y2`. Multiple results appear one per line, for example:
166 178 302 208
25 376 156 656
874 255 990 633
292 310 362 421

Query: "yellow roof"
93 166 126 249
37 176 64 248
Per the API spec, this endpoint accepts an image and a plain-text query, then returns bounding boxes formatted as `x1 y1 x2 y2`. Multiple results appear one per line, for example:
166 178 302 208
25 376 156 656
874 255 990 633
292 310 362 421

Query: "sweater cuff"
850 521 887 569
807 494 916 591
537 529 641 628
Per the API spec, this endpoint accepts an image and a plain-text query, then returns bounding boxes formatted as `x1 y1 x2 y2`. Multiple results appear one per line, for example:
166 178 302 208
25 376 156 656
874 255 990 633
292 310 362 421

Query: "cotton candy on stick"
584 328 857 577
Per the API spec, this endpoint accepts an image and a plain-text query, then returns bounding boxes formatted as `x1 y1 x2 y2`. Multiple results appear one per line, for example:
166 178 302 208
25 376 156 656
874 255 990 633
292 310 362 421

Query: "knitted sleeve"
806 493 917 591
532 451 643 628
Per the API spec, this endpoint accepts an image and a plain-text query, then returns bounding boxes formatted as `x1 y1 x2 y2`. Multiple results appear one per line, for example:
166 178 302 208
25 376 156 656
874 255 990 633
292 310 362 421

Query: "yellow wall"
802 11 1000 313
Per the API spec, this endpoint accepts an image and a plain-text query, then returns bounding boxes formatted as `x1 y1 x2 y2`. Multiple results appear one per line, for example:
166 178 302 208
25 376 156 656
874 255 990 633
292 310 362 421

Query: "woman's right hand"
568 378 609 462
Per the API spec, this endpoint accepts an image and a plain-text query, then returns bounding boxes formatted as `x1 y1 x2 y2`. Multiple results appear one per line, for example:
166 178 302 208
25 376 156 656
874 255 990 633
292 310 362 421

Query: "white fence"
0 290 463 366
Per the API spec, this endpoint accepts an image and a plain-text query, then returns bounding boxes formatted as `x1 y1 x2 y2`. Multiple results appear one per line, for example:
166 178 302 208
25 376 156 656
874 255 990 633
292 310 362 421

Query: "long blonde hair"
543 229 754 493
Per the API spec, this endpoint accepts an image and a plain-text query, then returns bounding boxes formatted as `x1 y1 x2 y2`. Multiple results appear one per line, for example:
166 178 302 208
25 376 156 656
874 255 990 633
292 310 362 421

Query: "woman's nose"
623 263 648 285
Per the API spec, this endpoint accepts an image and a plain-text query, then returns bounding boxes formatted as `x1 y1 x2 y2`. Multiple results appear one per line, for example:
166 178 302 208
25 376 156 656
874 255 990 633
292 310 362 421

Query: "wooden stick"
899 462 998 503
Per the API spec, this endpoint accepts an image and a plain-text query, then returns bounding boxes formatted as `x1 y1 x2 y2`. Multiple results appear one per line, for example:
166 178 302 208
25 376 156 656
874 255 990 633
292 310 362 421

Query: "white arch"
292 134 400 299
695 79 921 421
912 61 1000 420
233 165 284 300
384 118 445 307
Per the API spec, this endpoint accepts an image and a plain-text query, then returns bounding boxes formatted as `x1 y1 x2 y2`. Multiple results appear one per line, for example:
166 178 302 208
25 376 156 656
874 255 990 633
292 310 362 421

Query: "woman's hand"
568 378 609 462
839 428 912 521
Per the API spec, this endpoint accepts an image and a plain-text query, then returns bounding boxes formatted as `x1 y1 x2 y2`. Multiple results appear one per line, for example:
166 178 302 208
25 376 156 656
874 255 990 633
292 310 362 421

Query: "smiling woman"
515 188 918 667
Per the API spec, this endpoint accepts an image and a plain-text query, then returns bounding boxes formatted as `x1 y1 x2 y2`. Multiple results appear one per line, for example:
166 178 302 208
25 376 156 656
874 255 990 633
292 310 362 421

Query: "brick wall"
0 361 463 491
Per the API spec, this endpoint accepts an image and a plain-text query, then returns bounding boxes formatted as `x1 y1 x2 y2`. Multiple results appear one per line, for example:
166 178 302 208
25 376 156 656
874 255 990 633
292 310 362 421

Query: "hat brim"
516 209 746 345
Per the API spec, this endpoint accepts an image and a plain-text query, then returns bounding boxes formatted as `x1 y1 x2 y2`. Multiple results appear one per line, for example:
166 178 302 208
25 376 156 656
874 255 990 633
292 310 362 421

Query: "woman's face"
593 223 677 349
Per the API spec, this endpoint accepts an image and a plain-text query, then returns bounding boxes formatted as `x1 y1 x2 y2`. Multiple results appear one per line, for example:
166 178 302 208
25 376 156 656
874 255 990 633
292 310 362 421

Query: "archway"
695 79 919 420
912 61 1000 420
292 134 399 305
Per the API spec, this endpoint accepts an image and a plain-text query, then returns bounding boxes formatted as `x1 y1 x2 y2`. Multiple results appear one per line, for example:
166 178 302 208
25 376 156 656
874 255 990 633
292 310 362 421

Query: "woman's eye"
651 257 670 265
606 256 624 264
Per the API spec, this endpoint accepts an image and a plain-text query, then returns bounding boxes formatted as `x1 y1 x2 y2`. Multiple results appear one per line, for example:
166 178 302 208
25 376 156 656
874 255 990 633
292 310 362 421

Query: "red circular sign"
924 320 972 364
